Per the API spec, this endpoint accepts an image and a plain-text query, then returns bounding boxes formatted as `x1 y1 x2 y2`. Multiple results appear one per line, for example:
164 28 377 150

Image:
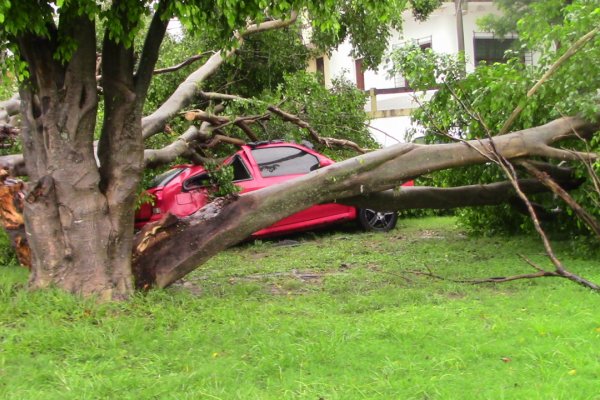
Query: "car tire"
356 208 398 232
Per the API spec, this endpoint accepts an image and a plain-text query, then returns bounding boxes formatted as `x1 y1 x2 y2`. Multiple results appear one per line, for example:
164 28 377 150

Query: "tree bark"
340 178 582 211
17 16 120 297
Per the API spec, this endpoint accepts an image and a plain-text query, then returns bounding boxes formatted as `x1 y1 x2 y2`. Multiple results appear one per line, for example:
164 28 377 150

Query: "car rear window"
149 168 185 188
251 147 319 177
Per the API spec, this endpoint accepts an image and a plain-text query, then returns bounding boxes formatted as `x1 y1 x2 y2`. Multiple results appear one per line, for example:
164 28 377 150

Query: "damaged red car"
135 141 413 237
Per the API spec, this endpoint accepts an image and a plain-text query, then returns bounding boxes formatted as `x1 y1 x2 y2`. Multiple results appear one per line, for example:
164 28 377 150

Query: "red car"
135 141 413 237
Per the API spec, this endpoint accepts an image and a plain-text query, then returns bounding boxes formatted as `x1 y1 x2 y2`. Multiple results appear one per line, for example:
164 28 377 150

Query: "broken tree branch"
153 52 215 75
439 71 600 291
131 115 599 288
498 27 599 135
340 178 584 211
519 160 600 239
267 105 370 153
141 11 299 139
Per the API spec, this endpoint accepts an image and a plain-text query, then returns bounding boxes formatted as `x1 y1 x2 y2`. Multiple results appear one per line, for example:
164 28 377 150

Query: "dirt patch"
445 291 466 299
248 252 270 260
419 230 446 239
175 266 354 296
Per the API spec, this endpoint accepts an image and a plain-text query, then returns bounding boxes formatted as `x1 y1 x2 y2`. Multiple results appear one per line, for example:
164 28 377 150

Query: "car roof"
170 141 316 170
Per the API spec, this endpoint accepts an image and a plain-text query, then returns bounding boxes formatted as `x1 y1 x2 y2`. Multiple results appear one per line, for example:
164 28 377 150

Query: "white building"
308 1 517 146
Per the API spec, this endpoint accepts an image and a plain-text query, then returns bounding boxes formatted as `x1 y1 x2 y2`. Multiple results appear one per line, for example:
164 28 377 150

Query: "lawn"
1 216 599 399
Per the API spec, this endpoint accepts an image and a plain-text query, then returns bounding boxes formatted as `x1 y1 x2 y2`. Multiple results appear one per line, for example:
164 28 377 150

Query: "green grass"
1 217 600 399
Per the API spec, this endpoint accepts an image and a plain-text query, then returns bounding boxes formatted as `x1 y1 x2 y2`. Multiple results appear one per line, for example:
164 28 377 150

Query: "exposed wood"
0 170 30 268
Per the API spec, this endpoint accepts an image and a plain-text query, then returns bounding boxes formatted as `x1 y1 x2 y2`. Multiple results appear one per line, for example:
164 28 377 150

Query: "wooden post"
370 88 377 115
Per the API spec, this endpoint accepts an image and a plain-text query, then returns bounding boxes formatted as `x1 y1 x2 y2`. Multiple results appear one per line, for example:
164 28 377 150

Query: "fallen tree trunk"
0 171 580 271
132 116 599 288
340 178 583 211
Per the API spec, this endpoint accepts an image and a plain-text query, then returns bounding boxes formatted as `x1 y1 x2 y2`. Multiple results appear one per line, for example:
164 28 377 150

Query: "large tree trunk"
17 18 126 299
14 1 167 299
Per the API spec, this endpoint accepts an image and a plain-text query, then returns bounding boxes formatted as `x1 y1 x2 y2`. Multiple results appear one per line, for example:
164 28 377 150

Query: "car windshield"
149 168 185 188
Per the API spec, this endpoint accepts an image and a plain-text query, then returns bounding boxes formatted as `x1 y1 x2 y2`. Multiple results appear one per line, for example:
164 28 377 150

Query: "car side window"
183 155 252 191
251 147 319 177
229 155 252 181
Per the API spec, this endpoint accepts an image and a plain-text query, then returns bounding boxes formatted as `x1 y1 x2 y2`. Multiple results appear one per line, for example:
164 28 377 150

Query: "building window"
315 57 325 77
473 33 517 65
393 37 432 90
355 59 365 90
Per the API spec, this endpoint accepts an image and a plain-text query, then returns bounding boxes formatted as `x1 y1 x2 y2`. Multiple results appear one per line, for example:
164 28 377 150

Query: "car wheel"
356 208 398 232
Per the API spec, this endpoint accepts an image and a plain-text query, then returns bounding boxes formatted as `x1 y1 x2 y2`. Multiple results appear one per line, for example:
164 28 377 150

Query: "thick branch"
235 11 299 38
267 105 370 153
498 27 599 135
197 91 245 102
134 0 172 102
144 125 209 168
141 12 298 139
340 178 582 211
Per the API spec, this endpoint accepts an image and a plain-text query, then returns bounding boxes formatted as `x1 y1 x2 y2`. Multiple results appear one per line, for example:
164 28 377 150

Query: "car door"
175 171 212 216
246 145 354 230
175 154 255 217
